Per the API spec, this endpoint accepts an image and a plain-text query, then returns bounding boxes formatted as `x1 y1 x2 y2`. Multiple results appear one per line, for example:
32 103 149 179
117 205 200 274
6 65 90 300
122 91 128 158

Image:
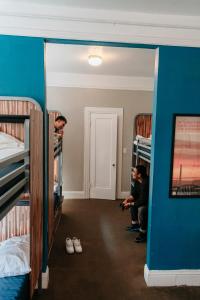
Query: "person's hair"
135 165 147 178
55 115 67 124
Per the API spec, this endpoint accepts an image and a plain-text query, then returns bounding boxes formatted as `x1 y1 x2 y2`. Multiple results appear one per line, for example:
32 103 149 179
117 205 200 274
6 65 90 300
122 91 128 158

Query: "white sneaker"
72 237 82 253
65 238 74 254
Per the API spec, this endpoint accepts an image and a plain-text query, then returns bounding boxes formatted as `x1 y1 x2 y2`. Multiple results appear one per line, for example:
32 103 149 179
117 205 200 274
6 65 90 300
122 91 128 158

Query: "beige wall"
47 87 153 193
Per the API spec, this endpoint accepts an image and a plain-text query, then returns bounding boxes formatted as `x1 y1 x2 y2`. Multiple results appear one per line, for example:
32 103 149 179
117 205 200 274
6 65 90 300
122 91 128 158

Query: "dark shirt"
131 177 149 208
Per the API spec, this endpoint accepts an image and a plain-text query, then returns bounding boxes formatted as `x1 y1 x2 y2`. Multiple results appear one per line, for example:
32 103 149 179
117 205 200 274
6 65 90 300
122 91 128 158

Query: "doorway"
45 43 155 200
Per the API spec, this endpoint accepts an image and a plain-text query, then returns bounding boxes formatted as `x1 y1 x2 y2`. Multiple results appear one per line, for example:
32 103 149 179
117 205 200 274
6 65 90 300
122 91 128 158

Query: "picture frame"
170 114 200 197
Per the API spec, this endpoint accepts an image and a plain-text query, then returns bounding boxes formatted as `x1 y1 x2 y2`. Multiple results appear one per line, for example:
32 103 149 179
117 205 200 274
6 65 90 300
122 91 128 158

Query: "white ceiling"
46 44 155 77
1 0 200 48
12 0 200 16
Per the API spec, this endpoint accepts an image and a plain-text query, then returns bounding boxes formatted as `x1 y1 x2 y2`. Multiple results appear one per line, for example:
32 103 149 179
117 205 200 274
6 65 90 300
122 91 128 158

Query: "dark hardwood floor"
33 199 200 300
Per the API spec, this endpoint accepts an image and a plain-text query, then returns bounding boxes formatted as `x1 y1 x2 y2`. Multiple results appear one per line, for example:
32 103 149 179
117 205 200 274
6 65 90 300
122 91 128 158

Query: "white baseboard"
117 191 130 199
63 191 86 199
35 266 49 290
63 190 129 200
41 266 49 289
144 264 200 286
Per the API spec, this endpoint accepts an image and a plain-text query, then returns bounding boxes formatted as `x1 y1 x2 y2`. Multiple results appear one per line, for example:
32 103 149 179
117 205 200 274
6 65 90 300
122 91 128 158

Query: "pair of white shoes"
66 237 82 254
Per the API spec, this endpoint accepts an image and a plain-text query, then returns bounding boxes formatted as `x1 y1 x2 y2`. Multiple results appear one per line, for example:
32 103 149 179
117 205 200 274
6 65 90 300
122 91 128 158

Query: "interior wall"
47 87 153 193
147 46 200 270
0 35 45 110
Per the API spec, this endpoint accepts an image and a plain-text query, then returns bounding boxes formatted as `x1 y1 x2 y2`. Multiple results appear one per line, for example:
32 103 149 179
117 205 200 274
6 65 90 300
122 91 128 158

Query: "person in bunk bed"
123 165 149 243
54 115 67 138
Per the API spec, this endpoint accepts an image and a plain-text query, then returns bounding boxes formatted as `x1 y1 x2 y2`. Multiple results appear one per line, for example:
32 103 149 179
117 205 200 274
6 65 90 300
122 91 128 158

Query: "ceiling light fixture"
88 55 102 66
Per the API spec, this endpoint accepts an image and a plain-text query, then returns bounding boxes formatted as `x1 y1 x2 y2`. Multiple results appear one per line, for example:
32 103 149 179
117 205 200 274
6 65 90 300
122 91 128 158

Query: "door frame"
84 107 123 199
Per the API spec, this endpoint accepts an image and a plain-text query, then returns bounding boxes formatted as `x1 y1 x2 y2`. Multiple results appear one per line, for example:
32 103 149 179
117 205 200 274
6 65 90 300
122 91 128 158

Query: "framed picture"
170 115 200 197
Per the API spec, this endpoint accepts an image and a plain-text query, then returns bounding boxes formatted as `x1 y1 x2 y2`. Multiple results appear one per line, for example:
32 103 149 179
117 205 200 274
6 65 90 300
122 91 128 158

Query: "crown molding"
1 1 200 46
46 72 154 91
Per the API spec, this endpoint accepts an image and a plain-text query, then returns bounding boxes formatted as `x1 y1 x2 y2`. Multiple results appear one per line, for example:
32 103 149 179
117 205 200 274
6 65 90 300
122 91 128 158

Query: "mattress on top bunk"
0 274 29 300
136 134 152 146
0 132 24 161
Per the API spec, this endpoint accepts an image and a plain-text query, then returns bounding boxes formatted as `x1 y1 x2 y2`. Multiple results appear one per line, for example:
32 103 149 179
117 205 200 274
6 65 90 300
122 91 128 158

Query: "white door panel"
90 113 117 200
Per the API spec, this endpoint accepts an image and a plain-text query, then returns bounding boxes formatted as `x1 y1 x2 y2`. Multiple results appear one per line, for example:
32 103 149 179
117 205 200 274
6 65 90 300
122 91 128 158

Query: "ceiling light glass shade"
88 55 102 66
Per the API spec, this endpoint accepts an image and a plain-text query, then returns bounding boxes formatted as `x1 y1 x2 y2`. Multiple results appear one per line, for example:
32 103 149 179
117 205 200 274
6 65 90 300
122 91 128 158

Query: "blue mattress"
0 274 29 300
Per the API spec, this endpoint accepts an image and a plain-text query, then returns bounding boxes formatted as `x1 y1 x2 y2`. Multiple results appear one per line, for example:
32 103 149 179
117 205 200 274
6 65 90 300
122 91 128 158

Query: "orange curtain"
0 206 30 242
135 114 152 137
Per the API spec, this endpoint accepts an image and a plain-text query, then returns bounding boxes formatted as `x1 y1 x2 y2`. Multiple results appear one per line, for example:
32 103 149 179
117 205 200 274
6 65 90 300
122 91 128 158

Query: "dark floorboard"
33 199 200 300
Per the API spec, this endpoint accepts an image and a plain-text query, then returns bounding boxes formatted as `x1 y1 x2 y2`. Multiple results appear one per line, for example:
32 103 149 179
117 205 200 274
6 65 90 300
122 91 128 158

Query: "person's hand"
124 202 131 209
126 196 133 203
123 199 127 205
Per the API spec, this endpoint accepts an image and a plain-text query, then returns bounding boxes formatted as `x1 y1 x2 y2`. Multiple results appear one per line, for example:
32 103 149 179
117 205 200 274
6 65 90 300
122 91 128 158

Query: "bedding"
0 235 30 278
0 274 29 300
0 132 24 161
136 134 152 146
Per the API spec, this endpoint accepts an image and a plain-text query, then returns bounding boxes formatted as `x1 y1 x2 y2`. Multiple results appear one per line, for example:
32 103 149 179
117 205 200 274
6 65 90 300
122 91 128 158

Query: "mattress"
0 274 29 300
0 132 24 161
136 134 152 146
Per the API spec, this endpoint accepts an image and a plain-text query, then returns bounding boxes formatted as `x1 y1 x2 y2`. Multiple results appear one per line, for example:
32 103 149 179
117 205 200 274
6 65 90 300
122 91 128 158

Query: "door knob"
112 163 116 167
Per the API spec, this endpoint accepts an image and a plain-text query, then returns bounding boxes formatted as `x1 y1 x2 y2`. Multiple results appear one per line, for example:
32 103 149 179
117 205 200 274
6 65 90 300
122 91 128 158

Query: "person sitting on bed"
54 115 67 138
123 165 149 243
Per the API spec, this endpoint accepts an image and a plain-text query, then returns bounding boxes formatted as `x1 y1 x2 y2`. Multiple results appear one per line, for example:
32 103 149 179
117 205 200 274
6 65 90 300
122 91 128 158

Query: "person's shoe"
72 237 83 253
65 238 74 254
135 232 147 243
126 224 140 232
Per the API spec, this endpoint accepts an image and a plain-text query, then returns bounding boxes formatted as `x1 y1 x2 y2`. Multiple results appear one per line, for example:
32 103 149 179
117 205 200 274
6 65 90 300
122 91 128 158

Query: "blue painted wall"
1 34 200 271
0 34 47 272
0 35 45 109
147 46 200 270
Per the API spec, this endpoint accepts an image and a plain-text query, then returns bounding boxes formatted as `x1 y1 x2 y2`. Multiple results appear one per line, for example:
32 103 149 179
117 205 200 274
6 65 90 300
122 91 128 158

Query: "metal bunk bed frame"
0 115 30 221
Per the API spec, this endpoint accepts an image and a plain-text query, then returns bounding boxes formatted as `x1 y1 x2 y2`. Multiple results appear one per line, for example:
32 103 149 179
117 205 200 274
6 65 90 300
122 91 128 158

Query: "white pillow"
0 235 31 278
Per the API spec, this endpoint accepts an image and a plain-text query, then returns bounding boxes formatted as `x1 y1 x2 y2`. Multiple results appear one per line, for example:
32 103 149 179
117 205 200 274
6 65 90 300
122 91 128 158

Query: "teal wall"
0 35 45 109
147 46 200 270
1 34 200 272
0 35 47 271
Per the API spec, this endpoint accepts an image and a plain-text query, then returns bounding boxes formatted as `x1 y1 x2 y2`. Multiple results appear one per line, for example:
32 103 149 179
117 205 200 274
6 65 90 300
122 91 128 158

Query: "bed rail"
0 112 30 222
134 137 151 164
54 138 62 158
0 178 28 221
0 165 26 188
0 150 29 169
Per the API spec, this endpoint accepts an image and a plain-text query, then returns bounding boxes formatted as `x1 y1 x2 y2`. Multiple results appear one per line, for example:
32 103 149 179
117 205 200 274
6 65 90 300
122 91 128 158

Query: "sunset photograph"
171 116 200 196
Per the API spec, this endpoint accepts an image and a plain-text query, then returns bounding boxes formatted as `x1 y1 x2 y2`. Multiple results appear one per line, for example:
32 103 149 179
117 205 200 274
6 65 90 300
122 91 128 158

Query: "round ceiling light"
88 55 102 66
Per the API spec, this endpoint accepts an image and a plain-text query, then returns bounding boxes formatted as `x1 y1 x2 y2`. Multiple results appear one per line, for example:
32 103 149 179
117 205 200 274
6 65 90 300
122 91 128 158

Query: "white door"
89 113 117 200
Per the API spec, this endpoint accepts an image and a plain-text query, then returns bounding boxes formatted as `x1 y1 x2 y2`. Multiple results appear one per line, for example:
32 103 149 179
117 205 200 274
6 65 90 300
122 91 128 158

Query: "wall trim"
117 191 130 199
47 72 154 91
62 191 129 199
35 266 49 289
84 107 123 200
63 191 86 199
1 1 200 47
144 264 200 287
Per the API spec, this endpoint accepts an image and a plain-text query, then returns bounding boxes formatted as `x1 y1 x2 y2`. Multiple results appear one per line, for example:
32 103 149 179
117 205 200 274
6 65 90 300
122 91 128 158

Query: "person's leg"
126 205 140 231
130 205 139 224
135 206 148 242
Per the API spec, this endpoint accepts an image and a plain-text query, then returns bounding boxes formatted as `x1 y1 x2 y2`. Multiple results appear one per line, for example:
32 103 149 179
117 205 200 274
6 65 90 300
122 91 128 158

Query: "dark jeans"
130 205 148 232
